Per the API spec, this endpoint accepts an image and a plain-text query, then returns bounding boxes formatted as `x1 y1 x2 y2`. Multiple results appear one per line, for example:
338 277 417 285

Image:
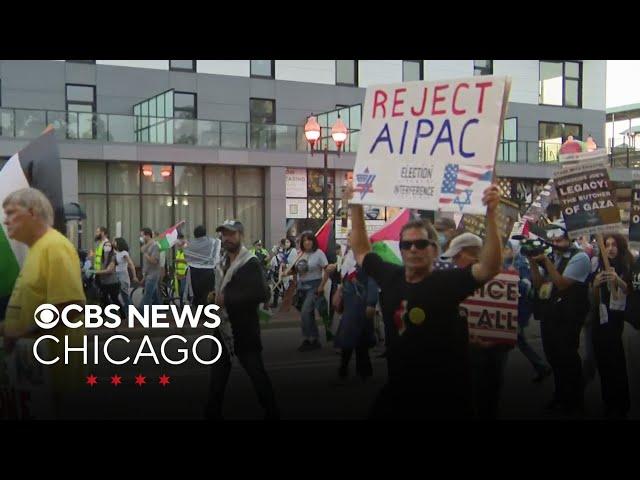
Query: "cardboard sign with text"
553 153 622 238
351 76 511 214
460 270 519 345
630 172 640 242
458 197 519 245
522 178 557 225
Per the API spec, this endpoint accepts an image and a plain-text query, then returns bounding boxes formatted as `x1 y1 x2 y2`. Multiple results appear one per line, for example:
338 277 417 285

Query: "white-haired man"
1 187 86 419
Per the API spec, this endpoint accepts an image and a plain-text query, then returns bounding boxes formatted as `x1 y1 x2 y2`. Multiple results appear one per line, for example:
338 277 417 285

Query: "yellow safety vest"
175 250 188 277
94 242 104 271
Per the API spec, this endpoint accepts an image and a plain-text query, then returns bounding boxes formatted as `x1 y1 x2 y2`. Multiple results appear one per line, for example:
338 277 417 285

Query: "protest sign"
522 179 557 225
553 152 622 238
630 171 640 242
460 270 519 345
458 197 519 245
351 76 511 214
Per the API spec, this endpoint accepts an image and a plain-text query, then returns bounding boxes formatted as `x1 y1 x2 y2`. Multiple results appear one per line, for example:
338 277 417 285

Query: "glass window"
250 60 274 78
142 164 172 194
474 60 493 76
307 169 334 198
142 196 173 237
79 194 107 253
174 165 203 195
108 163 140 194
538 121 582 162
336 60 357 86
108 195 141 261
235 167 263 196
403 60 422 81
565 79 579 107
205 166 234 196
175 196 203 232
78 161 106 194
250 98 275 124
236 197 263 244
205 197 234 234
174 92 196 119
170 60 196 72
539 62 563 106
565 61 580 78
539 61 582 107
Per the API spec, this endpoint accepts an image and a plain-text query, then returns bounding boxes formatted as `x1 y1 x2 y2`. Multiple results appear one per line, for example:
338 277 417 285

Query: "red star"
159 374 170 387
110 374 122 386
134 374 146 387
86 374 98 387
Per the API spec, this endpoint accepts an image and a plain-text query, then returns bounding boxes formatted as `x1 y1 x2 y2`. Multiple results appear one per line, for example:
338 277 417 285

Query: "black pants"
340 346 373 378
100 282 122 309
205 340 279 420
469 346 510 419
190 267 215 307
541 313 584 412
593 313 630 417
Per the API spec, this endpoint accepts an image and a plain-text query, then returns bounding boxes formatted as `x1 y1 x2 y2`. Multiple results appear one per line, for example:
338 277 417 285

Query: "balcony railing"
497 140 640 168
0 107 359 153
1 108 637 169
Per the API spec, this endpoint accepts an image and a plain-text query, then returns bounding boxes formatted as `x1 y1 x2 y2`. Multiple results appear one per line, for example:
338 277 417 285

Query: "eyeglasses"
399 239 436 250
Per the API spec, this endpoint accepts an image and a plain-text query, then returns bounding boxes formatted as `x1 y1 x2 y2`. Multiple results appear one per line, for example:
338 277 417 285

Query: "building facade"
0 59 617 260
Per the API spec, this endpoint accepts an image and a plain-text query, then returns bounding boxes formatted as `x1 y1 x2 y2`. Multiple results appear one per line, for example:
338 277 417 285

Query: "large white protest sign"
350 76 511 214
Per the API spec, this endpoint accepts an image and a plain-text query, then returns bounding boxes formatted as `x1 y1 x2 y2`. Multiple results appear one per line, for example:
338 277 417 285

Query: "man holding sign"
347 183 502 419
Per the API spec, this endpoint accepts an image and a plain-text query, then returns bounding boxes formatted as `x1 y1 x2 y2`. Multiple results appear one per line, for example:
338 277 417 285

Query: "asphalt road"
60 320 640 420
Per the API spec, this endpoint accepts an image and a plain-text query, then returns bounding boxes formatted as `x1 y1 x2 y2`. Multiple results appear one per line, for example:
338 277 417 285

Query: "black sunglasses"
399 239 436 250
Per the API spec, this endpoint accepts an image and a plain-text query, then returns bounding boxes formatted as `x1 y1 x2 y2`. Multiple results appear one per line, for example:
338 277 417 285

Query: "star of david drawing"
453 189 473 211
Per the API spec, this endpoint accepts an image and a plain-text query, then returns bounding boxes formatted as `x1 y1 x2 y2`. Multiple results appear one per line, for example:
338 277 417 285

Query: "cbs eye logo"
33 304 60 329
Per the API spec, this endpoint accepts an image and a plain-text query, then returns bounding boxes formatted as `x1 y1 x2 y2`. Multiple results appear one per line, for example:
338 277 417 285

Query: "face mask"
139 236 145 245
437 233 447 249
95 235 102 242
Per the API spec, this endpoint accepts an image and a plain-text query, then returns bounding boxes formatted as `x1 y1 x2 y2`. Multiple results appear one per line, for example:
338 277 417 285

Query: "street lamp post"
304 114 348 223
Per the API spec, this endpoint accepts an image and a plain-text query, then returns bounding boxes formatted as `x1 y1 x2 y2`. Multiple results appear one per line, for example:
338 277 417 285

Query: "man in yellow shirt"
1 187 86 419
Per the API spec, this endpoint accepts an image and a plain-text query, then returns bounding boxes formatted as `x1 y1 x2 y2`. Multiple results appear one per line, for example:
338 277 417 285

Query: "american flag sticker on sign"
439 163 493 212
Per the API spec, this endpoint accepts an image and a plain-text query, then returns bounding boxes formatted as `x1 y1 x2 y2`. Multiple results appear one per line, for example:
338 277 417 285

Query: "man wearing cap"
529 221 591 416
204 220 279 420
439 232 483 268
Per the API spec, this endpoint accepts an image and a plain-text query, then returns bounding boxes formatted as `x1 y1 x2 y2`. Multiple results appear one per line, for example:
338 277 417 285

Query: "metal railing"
0 107 360 153
497 140 640 168
1 108 638 169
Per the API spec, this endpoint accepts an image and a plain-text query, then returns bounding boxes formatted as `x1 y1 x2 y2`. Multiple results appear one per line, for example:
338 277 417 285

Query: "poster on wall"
285 168 307 197
286 198 308 219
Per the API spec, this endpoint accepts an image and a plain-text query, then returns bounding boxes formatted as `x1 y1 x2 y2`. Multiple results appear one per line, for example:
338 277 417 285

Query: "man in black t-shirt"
347 184 503 419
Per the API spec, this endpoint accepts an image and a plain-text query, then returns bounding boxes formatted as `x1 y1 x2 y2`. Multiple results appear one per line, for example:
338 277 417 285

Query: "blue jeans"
517 324 548 375
119 280 132 317
299 280 322 341
140 277 160 308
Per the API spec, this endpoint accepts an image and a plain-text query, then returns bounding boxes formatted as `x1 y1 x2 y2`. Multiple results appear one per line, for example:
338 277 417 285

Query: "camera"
515 237 552 258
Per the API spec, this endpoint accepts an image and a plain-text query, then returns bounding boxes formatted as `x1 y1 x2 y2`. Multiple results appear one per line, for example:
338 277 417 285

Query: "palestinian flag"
156 221 184 251
0 155 30 304
369 209 411 265
315 216 336 263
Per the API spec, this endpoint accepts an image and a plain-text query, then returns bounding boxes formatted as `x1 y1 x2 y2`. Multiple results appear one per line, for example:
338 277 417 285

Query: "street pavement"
64 310 640 420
